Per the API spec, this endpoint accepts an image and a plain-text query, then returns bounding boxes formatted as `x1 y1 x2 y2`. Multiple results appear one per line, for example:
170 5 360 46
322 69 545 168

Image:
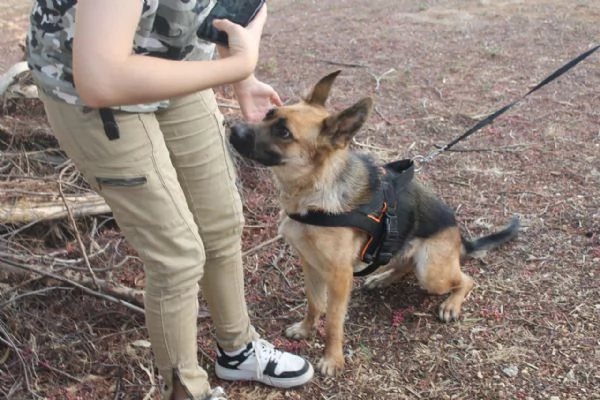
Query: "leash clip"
412 145 445 172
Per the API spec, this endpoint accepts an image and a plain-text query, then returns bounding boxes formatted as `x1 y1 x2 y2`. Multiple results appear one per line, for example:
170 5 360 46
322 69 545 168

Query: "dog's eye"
276 127 293 140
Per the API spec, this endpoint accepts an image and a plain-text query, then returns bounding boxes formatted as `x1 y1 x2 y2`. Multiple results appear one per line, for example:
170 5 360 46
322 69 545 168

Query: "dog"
229 70 519 376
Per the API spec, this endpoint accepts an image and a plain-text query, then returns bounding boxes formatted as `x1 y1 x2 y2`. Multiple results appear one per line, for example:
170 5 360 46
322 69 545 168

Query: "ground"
1 0 599 399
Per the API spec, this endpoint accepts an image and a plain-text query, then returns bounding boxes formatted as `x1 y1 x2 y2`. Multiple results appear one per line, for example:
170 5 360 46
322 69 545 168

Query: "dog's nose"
229 124 255 153
230 124 243 139
230 124 252 140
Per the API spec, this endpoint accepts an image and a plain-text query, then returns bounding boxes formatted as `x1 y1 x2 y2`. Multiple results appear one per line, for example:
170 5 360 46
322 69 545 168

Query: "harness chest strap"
287 159 414 276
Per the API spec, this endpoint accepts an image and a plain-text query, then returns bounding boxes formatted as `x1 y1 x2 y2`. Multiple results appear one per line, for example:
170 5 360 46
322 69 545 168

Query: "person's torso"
26 0 217 111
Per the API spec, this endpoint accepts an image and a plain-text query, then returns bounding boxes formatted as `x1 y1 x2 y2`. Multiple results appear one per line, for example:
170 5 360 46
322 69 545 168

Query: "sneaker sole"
215 363 314 389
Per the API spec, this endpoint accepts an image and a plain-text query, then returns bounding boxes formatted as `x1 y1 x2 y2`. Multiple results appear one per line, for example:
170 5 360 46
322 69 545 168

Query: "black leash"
414 44 600 166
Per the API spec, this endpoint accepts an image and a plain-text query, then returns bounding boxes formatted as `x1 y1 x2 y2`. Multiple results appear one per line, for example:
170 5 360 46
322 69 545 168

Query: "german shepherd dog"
229 71 519 376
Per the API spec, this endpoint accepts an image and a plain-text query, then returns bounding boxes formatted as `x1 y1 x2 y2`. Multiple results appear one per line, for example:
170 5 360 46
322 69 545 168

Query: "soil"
1 1 599 399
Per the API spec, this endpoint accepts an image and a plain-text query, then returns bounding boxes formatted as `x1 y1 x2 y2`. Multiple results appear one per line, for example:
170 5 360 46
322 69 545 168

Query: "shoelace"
253 339 284 379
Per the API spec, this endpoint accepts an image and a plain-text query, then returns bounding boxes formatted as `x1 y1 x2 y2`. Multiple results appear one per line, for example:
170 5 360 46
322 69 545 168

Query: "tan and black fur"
229 70 519 376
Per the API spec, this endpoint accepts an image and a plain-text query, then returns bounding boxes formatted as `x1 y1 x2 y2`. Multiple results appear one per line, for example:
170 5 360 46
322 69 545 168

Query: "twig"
351 138 392 152
313 59 369 69
369 68 396 91
112 370 123 400
139 361 156 400
0 320 34 396
39 360 83 383
0 275 45 298
270 248 294 289
242 234 283 257
405 385 422 399
0 242 113 268
58 165 99 290
0 286 73 309
374 106 393 125
0 258 145 314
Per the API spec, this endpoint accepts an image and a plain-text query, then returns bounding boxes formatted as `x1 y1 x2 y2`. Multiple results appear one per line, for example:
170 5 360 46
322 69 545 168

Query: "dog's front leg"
286 259 326 339
319 264 353 376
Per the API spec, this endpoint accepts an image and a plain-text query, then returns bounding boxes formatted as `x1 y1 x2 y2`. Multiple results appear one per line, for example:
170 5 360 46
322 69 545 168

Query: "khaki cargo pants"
41 90 258 399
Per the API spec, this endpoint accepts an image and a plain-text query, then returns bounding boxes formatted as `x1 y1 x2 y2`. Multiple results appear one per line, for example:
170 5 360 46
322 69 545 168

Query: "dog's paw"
439 298 462 322
317 355 344 376
285 321 313 340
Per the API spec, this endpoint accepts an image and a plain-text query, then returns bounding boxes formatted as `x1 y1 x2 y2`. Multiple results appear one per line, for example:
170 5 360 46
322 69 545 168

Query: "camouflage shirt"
26 0 218 112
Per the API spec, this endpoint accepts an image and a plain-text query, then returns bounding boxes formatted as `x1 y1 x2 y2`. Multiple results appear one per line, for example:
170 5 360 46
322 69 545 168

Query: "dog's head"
229 70 373 181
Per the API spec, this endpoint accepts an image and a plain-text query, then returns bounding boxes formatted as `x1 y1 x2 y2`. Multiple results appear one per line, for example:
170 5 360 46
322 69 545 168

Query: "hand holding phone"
197 0 267 46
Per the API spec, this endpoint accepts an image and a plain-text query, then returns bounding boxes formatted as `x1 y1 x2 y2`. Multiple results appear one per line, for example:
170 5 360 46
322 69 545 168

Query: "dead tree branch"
0 258 145 314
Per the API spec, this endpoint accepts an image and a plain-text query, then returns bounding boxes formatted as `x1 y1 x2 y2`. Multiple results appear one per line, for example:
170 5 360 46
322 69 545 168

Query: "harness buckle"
375 210 400 265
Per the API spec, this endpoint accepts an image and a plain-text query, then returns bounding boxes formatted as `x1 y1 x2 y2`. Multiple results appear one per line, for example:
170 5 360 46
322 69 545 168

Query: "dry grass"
1 0 600 399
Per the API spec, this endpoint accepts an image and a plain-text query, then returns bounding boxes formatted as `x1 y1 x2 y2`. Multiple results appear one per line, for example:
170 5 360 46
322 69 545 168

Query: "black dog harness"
288 159 415 277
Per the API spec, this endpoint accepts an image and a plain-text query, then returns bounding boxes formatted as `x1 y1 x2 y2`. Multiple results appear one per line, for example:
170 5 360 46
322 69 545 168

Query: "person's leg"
156 90 256 350
40 94 212 400
156 90 314 388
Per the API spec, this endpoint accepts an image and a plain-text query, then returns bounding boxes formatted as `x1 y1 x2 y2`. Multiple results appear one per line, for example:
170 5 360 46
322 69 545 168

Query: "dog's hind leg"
435 265 474 322
414 228 475 322
285 259 326 340
363 257 414 289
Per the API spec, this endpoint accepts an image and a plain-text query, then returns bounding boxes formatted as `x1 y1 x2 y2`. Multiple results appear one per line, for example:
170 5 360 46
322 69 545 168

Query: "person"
26 1 314 399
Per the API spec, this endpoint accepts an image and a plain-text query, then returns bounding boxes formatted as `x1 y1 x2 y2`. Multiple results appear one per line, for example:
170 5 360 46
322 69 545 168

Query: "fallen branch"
0 258 144 314
0 286 72 309
0 249 145 309
0 192 111 224
63 270 145 308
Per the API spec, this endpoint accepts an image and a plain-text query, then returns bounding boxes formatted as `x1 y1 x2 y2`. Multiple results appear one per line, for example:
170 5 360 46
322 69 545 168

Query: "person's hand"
212 4 267 75
234 74 283 122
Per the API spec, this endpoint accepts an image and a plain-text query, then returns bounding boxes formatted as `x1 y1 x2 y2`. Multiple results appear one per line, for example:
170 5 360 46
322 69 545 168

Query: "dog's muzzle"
229 124 283 166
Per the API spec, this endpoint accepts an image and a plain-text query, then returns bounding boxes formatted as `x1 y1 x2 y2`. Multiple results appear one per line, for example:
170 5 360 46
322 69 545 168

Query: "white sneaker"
215 339 314 388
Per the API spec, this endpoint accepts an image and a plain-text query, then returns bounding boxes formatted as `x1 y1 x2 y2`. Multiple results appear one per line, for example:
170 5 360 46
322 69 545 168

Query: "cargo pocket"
87 173 153 254
91 171 173 230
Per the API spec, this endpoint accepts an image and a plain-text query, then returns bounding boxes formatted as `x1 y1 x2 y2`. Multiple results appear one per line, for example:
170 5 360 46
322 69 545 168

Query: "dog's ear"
321 97 373 148
305 70 342 106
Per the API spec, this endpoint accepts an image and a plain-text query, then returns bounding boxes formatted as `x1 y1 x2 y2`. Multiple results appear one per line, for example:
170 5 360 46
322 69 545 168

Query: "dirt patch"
1 1 599 399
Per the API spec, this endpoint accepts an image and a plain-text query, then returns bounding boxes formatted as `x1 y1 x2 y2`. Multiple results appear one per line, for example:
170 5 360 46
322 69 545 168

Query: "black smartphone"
197 0 267 47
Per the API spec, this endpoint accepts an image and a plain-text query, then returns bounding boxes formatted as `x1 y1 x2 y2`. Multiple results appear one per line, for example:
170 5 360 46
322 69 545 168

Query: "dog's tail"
461 216 520 256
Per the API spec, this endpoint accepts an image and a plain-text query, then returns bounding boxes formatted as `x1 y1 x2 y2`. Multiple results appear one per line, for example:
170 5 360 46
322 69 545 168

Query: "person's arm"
73 0 267 108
